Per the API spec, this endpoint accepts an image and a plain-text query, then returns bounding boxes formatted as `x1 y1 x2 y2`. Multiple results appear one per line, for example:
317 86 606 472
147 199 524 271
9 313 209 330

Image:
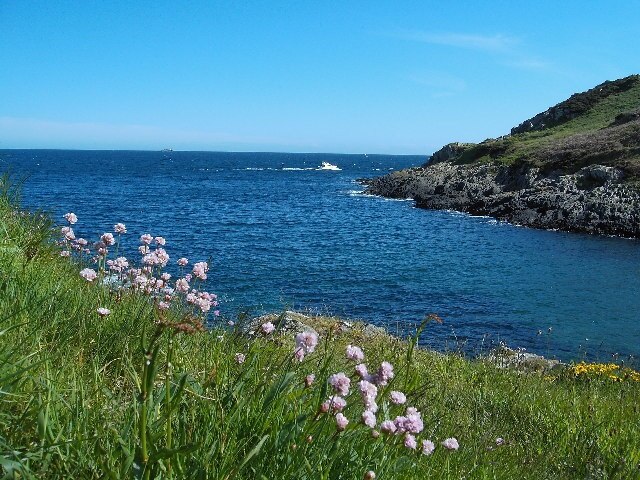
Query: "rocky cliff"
362 75 640 237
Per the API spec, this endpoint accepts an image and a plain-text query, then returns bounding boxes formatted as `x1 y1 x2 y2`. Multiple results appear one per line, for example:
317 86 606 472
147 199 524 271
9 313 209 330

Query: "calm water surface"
2 149 639 363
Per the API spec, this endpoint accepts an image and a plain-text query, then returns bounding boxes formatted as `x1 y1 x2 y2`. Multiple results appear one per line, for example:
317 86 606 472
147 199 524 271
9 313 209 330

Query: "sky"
1 1 639 154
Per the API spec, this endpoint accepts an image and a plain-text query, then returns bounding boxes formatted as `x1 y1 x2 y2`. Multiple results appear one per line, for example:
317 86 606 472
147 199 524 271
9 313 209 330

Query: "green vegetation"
1 179 640 479
450 75 640 180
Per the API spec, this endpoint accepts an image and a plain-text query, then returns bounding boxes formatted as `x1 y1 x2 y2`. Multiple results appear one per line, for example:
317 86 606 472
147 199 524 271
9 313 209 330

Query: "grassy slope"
1 183 640 479
453 76 640 179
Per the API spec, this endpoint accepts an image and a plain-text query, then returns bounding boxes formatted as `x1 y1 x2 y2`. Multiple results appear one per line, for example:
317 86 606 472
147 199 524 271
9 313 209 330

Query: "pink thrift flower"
295 331 318 354
404 433 417 450
422 439 435 456
293 348 305 362
80 268 97 282
361 410 376 428
175 278 190 293
177 257 189 266
358 380 378 412
398 409 423 434
375 361 394 386
140 234 153 245
97 307 110 317
214 310 220 316
64 212 78 224
60 250 70 257
321 395 346 412
114 223 127 234
76 238 88 246
496 437 505 446
158 301 170 311
346 344 365 361
192 261 209 280
305 374 315 387
154 236 166 246
390 391 407 405
62 227 75 241
101 233 115 246
335 413 349 431
161 272 171 281
380 420 397 435
355 363 369 379
442 437 459 451
260 322 275 334
235 353 246 364
329 372 351 396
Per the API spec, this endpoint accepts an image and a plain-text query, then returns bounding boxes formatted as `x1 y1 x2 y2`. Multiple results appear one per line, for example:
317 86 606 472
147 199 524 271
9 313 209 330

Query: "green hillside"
446 75 640 179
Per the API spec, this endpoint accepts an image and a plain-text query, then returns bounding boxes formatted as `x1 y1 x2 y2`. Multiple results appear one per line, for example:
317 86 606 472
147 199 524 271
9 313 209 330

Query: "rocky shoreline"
360 161 640 238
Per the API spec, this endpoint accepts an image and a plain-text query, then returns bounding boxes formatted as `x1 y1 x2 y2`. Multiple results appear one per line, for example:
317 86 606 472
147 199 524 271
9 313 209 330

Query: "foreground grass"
1 185 639 478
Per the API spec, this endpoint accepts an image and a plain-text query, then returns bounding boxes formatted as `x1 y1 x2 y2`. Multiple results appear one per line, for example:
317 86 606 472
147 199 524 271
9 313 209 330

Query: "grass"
1 178 640 479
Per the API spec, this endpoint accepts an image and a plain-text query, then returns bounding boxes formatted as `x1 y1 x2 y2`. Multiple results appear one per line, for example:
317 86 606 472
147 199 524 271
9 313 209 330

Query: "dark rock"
362 162 640 238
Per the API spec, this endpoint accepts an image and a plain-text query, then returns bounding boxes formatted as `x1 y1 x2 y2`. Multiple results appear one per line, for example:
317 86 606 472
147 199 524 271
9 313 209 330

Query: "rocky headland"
362 75 640 238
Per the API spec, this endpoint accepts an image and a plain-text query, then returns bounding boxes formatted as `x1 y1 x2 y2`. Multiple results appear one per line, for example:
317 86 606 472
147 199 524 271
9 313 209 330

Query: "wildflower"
321 395 346 412
295 331 318 354
329 372 351 396
362 410 376 428
346 344 365 361
97 307 110 317
422 439 435 455
61 227 76 241
138 245 150 255
358 380 378 412
140 234 153 245
380 420 397 434
154 236 166 246
114 223 127 234
355 363 369 379
101 233 115 246
335 412 349 431
375 361 394 386
64 212 78 224
60 250 70 257
371 430 380 438
161 272 171 281
495 437 505 446
192 261 209 280
177 257 189 266
175 278 190 293
76 238 88 246
442 437 459 451
155 248 170 266
396 408 423 434
214 310 220 316
158 301 170 311
80 268 97 282
364 471 376 480
235 353 246 364
261 322 275 335
404 433 417 450
294 348 305 362
390 391 407 405
305 374 315 387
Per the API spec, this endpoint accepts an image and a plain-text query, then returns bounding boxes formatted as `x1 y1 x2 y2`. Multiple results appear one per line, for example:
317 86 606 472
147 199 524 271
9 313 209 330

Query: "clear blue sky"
1 1 639 154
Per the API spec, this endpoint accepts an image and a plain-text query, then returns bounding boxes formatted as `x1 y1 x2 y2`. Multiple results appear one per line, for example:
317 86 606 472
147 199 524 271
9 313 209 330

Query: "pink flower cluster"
293 330 318 361
312 343 460 454
60 215 219 322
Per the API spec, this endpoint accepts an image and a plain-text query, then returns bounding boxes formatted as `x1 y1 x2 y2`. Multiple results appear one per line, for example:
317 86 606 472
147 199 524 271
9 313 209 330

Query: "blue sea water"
2 149 639 363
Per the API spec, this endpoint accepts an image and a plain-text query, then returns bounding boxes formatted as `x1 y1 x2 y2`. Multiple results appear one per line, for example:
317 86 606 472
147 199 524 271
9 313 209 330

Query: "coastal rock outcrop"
361 75 640 237
361 162 640 237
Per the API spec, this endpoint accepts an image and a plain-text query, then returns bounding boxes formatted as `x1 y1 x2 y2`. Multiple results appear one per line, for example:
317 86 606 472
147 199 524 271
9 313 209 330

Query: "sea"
2 149 639 364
